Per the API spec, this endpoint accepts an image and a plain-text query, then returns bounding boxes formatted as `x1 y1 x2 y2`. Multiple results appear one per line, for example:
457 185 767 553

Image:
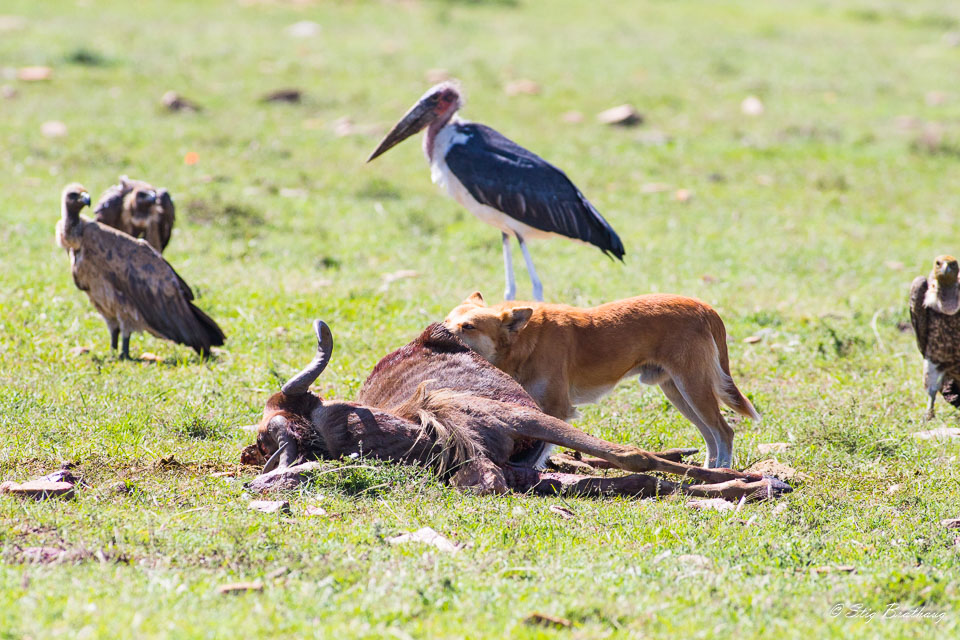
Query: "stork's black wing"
444 123 625 260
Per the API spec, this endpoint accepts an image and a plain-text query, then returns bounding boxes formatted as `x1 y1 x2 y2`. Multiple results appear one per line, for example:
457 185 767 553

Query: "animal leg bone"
549 447 699 472
487 402 764 485
508 469 789 501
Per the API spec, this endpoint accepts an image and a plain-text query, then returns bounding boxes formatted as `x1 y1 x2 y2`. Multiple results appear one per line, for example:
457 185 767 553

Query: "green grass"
2 0 960 637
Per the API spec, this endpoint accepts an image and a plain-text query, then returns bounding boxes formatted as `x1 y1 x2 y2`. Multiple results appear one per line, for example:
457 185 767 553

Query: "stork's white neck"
424 114 462 162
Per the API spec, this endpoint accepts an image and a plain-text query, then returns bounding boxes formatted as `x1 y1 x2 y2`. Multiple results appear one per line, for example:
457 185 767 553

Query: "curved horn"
261 441 287 474
281 320 333 396
261 434 300 473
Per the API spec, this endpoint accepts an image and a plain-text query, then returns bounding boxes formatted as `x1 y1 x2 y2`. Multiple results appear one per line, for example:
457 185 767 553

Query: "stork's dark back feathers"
444 123 625 260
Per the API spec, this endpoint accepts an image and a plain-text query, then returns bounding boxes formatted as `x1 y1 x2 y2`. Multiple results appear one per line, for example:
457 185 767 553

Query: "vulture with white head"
909 255 960 417
56 183 224 359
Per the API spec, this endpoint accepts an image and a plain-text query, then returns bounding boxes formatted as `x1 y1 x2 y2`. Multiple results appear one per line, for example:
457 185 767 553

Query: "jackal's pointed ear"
503 307 532 334
465 291 485 306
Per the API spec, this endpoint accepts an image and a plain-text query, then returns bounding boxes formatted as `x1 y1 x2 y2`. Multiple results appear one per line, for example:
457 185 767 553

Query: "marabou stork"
367 82 624 301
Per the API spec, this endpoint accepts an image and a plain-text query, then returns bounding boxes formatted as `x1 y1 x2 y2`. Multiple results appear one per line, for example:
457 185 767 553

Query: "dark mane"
358 323 538 410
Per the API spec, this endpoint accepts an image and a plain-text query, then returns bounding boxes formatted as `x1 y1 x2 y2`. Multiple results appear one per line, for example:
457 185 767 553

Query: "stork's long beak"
367 99 436 162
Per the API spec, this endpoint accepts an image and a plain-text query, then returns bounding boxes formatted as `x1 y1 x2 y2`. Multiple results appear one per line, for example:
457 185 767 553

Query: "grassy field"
2 0 960 637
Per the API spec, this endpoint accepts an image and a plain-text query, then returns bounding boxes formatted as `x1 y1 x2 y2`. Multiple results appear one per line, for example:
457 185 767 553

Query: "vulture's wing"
93 182 128 228
156 188 175 251
81 223 225 354
909 275 929 356
942 376 960 409
444 123 625 260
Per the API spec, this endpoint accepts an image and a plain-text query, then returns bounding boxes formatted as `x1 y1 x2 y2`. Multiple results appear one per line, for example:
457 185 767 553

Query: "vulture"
94 175 175 252
56 183 225 359
909 255 960 417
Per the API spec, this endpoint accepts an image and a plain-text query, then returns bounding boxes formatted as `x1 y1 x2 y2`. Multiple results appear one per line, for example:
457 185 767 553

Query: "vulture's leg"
513 469 788 501
120 334 131 360
109 326 120 352
515 233 543 302
480 400 770 486
923 359 942 421
501 232 516 301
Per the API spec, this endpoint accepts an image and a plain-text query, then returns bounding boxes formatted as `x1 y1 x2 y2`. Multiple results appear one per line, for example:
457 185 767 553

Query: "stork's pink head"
367 81 463 162
423 81 463 118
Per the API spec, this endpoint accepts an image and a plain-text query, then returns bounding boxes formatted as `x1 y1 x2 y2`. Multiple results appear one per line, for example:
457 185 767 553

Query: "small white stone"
741 95 764 116
41 121 67 137
285 21 320 38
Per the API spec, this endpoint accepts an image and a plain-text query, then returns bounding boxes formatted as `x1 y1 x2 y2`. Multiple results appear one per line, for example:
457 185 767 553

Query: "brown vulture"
56 183 225 359
909 255 960 417
94 175 175 253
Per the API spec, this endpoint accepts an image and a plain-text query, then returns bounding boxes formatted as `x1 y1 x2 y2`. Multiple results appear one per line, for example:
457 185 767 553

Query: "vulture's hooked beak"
367 98 437 162
935 255 959 286
81 192 91 207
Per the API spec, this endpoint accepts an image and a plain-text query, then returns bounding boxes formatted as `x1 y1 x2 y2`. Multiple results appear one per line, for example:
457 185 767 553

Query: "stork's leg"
501 232 516 301
515 233 543 301
923 359 943 421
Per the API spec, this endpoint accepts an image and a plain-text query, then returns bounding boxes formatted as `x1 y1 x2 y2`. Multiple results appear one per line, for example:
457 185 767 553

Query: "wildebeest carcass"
248 320 791 501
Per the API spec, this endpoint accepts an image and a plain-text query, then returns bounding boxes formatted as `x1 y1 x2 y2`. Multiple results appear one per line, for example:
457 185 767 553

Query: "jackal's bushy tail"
707 312 761 421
